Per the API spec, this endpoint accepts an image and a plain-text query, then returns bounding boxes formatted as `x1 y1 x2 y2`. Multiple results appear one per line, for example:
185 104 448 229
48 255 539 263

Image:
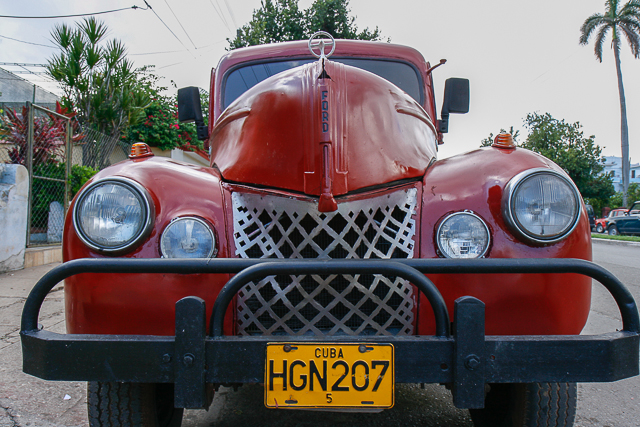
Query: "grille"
232 188 418 336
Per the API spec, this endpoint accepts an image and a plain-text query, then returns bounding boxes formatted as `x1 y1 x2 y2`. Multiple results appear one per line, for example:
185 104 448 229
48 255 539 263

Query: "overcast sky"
1 0 639 162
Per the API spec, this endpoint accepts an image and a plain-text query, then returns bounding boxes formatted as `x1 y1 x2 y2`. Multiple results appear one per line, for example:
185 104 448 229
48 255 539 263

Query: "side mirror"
178 87 209 140
438 78 469 133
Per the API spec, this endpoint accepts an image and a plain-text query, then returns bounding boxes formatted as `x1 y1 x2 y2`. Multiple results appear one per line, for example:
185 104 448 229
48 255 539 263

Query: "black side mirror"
178 87 209 140
438 78 469 133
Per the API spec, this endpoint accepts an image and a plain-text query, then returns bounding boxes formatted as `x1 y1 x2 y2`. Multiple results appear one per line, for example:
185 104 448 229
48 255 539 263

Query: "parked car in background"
608 201 640 235
595 208 628 233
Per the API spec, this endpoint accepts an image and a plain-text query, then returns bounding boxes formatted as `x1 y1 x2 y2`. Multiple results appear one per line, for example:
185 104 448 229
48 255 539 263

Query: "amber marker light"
492 133 515 149
129 142 154 159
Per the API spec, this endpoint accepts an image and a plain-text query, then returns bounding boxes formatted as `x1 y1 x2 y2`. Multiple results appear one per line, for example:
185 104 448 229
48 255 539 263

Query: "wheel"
88 382 183 427
608 225 619 236
469 383 576 427
596 224 604 233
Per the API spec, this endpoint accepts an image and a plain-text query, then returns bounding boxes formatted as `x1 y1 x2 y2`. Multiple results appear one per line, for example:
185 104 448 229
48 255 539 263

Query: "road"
0 239 638 426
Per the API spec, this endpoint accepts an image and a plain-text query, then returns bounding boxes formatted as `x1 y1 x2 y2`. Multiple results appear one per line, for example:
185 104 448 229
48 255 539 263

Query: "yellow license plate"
264 343 394 409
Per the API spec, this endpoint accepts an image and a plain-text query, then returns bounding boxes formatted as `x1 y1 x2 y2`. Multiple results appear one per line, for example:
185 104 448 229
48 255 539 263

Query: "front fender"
417 146 592 335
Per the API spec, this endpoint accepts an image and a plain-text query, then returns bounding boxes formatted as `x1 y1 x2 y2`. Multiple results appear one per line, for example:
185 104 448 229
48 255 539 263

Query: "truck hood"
210 59 437 199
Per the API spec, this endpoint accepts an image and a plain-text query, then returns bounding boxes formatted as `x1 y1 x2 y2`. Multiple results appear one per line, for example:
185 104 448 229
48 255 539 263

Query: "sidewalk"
0 262 88 427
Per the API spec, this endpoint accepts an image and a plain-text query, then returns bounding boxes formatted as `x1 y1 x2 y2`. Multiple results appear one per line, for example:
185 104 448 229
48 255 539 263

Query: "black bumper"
20 258 640 409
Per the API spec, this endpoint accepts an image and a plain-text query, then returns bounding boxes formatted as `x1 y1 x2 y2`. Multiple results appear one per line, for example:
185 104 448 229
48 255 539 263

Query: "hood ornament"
308 31 335 60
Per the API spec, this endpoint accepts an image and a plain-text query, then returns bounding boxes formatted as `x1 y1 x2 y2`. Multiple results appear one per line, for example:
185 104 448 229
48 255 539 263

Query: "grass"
591 233 640 242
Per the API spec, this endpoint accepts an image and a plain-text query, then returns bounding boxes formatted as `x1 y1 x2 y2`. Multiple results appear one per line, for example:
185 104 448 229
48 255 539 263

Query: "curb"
591 237 640 247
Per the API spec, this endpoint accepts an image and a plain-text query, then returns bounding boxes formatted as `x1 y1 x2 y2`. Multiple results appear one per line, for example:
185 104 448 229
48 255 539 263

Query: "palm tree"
580 0 640 207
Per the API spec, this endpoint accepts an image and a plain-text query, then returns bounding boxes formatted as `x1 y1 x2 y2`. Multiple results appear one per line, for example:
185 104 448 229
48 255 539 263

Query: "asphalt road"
0 239 638 426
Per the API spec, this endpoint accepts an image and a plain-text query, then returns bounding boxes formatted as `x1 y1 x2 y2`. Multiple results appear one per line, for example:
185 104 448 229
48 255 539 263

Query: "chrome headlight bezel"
160 216 217 259
502 168 581 244
436 211 491 259
72 177 155 254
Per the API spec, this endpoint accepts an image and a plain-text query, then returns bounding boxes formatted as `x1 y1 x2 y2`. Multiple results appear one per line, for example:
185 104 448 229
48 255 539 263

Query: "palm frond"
51 23 73 49
80 17 108 45
619 21 640 57
580 13 607 44
605 0 619 16
620 0 640 14
594 25 611 61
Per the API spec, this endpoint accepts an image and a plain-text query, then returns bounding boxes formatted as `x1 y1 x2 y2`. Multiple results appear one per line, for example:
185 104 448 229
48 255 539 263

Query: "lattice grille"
232 188 418 336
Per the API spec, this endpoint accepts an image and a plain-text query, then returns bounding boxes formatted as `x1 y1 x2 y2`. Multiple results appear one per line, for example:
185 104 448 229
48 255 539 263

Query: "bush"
31 163 98 229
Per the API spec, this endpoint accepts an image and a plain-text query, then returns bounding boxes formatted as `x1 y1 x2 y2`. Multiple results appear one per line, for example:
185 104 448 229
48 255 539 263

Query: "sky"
1 0 639 162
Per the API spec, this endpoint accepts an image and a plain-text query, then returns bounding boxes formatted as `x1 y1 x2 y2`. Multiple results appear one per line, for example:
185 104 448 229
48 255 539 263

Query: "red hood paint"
210 59 437 196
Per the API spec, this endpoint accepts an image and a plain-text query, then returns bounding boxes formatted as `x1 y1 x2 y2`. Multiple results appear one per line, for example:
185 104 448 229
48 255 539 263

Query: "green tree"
520 112 614 203
228 0 383 49
46 17 150 138
123 70 207 152
609 182 640 208
580 0 640 207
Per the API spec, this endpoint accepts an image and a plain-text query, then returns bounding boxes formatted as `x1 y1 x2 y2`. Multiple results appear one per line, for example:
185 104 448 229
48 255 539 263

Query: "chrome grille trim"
232 188 418 336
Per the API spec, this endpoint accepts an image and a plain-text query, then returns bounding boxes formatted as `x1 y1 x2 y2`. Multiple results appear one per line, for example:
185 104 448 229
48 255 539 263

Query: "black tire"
596 224 604 233
608 225 619 236
469 383 576 427
88 382 183 427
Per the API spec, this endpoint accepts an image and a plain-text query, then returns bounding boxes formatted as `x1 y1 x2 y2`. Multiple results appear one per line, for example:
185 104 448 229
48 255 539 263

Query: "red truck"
21 33 639 427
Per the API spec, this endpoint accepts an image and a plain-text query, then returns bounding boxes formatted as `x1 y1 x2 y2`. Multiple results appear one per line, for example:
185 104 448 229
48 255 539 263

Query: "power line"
208 0 231 32
129 49 184 56
0 62 47 67
143 0 195 58
4 71 48 75
222 0 237 29
0 6 145 19
162 0 197 50
0 34 55 48
156 61 183 70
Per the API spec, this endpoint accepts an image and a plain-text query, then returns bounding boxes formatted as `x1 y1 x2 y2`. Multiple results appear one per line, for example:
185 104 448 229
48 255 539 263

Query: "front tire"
469 383 576 427
596 224 604 233
88 382 183 427
608 225 619 235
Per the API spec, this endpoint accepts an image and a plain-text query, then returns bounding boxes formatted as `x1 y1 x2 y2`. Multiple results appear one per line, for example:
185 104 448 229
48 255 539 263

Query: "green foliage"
228 0 384 49
592 232 640 242
609 183 640 208
520 112 614 203
70 164 99 195
46 17 151 138
31 162 98 228
122 69 207 151
480 126 520 147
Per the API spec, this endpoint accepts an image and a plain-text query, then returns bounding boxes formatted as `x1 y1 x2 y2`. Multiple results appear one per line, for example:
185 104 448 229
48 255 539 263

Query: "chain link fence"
0 103 132 247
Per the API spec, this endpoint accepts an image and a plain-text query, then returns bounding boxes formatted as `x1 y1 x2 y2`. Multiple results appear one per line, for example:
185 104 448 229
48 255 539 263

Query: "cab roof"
215 39 429 76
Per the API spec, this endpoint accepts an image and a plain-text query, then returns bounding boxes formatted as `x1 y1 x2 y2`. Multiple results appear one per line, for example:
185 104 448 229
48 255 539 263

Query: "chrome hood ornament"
308 31 335 60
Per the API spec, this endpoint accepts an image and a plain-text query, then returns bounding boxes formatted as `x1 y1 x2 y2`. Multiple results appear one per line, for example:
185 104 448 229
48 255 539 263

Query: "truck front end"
21 34 639 427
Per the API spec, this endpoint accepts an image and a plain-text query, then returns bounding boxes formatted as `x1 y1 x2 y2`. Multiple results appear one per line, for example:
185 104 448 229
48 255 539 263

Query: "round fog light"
437 212 490 259
160 217 216 258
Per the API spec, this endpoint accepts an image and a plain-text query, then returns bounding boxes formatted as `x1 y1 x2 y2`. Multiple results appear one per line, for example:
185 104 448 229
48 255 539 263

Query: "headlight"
437 212 490 258
503 168 580 244
160 217 216 258
73 177 154 253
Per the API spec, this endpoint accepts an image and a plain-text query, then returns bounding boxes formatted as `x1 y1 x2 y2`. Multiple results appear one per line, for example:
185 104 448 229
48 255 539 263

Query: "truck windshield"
223 58 422 109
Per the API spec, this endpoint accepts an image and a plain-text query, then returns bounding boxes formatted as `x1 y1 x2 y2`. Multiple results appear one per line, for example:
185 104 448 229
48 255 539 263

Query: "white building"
601 156 640 193
0 67 59 111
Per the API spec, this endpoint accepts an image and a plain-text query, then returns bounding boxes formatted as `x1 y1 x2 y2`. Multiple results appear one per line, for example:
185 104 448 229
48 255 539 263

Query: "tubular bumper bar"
21 258 640 410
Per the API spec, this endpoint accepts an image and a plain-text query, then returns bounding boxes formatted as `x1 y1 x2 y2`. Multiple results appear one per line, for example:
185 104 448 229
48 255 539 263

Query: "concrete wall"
0 164 28 272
